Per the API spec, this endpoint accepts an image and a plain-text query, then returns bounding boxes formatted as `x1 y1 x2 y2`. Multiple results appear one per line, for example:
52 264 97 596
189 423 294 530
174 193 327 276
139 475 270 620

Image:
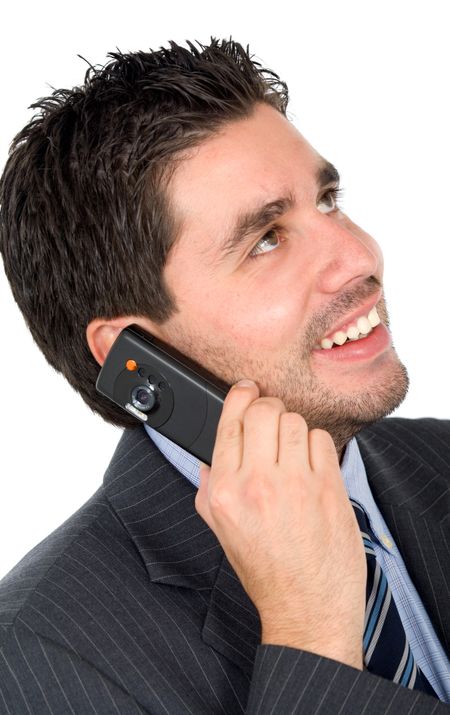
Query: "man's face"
148 102 408 451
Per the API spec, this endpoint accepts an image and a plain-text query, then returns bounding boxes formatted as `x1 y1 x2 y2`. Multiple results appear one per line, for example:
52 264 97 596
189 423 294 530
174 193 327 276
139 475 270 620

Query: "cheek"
189 274 307 352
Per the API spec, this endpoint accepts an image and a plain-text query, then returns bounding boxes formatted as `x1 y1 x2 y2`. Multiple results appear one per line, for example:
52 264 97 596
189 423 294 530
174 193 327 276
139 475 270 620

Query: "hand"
195 379 366 669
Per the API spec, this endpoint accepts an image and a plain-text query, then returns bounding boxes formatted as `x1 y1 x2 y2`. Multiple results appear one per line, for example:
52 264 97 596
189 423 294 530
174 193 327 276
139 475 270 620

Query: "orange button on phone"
126 359 138 371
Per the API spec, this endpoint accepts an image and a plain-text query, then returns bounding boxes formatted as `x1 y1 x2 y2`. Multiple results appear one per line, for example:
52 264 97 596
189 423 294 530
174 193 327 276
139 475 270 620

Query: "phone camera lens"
131 385 157 412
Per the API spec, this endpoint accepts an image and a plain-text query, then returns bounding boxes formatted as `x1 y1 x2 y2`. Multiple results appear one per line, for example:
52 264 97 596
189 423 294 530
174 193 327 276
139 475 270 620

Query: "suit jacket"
0 417 449 714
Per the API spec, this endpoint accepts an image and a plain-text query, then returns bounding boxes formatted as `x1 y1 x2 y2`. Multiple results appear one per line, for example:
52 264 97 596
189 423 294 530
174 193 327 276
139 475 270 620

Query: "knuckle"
280 411 306 429
242 474 274 508
218 418 241 442
209 483 233 513
246 396 284 417
280 412 305 444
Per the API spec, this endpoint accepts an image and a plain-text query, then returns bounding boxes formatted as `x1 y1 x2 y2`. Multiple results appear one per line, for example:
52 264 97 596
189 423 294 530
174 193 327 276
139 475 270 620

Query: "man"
0 38 448 713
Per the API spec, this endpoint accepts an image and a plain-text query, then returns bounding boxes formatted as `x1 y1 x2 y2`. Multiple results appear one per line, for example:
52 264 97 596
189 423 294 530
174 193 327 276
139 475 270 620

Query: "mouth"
314 301 381 350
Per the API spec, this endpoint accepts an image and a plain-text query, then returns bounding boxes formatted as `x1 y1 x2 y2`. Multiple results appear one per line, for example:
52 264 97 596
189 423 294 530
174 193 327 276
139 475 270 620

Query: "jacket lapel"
201 555 260 675
103 425 260 675
357 420 450 654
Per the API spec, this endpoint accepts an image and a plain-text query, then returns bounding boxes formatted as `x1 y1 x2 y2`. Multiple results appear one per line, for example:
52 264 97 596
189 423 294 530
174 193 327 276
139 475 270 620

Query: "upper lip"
320 291 382 342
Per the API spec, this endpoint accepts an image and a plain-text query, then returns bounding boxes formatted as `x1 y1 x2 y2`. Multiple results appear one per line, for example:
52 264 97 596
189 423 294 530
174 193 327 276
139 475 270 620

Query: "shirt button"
381 534 393 549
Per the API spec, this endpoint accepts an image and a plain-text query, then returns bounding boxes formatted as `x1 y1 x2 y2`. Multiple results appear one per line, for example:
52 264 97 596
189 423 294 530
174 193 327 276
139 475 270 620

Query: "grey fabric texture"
0 417 448 714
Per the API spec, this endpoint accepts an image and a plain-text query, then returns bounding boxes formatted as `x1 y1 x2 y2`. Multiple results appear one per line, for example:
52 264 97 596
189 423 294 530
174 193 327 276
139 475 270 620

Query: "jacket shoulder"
357 416 450 519
0 487 112 644
358 416 450 462
364 415 450 436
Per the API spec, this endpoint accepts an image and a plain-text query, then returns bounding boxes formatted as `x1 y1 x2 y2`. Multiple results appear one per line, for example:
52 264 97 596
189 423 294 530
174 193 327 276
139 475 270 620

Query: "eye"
317 186 344 214
248 228 282 259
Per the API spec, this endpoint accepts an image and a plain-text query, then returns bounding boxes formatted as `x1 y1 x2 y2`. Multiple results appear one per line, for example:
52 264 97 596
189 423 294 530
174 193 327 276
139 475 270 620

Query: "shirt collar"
144 424 202 487
144 423 396 554
145 423 362 492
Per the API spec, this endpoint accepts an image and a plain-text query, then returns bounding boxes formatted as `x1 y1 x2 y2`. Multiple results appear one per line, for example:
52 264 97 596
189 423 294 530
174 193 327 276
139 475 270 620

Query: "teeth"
347 325 360 340
368 307 381 327
318 305 382 349
356 316 371 335
320 338 333 350
331 331 347 346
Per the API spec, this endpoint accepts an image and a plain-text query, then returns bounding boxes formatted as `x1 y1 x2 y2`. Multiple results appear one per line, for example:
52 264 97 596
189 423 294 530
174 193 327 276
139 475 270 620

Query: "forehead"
169 103 320 222
165 103 331 272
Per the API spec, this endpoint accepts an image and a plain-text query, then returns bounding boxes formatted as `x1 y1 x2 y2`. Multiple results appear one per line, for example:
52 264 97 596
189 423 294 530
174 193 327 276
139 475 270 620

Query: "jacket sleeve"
2 626 448 714
246 645 449 714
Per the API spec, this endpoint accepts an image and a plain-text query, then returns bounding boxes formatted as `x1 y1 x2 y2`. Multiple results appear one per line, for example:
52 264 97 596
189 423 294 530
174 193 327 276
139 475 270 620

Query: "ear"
86 316 163 366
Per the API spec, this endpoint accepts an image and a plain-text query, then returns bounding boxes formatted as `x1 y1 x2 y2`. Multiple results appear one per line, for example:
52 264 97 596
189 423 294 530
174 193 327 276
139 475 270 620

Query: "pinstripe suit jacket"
0 417 449 714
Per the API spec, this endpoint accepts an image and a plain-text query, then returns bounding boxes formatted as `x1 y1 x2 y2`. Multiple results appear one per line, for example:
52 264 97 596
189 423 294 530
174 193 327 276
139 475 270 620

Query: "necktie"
350 499 437 697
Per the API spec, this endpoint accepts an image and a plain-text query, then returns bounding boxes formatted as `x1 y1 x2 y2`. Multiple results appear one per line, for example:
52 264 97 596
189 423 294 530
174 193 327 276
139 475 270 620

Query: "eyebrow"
216 158 340 262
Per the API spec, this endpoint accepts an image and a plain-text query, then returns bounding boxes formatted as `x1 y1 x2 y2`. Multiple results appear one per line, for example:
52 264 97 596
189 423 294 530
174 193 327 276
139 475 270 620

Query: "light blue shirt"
145 424 450 701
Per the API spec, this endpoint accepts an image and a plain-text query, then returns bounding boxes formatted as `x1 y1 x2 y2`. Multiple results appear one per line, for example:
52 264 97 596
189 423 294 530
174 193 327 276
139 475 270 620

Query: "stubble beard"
165 284 409 456
269 348 409 456
197 342 408 457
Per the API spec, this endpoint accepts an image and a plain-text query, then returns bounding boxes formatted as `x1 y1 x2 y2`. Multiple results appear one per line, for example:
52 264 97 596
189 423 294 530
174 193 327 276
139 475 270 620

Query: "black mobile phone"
96 324 229 465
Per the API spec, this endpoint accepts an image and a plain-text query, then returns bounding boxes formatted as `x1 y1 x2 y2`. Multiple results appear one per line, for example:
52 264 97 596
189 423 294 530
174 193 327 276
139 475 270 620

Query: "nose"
313 215 382 295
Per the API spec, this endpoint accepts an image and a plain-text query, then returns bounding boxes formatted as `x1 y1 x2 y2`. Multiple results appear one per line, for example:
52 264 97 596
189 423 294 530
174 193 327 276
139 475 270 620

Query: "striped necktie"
350 499 437 697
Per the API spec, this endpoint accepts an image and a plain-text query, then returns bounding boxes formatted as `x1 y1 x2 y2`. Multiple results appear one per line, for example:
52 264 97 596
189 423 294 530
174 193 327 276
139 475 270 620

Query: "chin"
313 360 409 452
274 351 409 453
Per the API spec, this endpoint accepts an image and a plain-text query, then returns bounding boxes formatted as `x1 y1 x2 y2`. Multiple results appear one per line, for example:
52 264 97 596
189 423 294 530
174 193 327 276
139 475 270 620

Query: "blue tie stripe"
401 649 415 687
364 571 388 650
362 535 375 554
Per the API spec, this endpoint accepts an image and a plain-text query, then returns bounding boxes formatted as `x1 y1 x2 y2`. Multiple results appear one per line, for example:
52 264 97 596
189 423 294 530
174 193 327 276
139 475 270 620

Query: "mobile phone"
96 324 229 465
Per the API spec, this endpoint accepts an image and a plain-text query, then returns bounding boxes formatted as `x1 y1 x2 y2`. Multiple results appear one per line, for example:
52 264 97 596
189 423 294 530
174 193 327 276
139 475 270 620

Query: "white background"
1 0 449 579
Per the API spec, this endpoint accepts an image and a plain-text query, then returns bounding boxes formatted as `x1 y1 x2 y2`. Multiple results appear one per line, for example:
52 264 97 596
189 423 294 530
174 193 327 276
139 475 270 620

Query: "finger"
308 428 340 474
211 379 260 474
277 412 310 473
241 397 286 471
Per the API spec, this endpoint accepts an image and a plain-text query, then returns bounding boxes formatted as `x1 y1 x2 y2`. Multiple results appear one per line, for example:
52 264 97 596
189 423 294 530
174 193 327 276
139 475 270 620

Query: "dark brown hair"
0 38 288 427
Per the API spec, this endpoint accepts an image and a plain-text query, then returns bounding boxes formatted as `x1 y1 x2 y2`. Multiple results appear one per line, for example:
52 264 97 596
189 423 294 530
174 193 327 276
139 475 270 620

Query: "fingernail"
232 379 256 389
